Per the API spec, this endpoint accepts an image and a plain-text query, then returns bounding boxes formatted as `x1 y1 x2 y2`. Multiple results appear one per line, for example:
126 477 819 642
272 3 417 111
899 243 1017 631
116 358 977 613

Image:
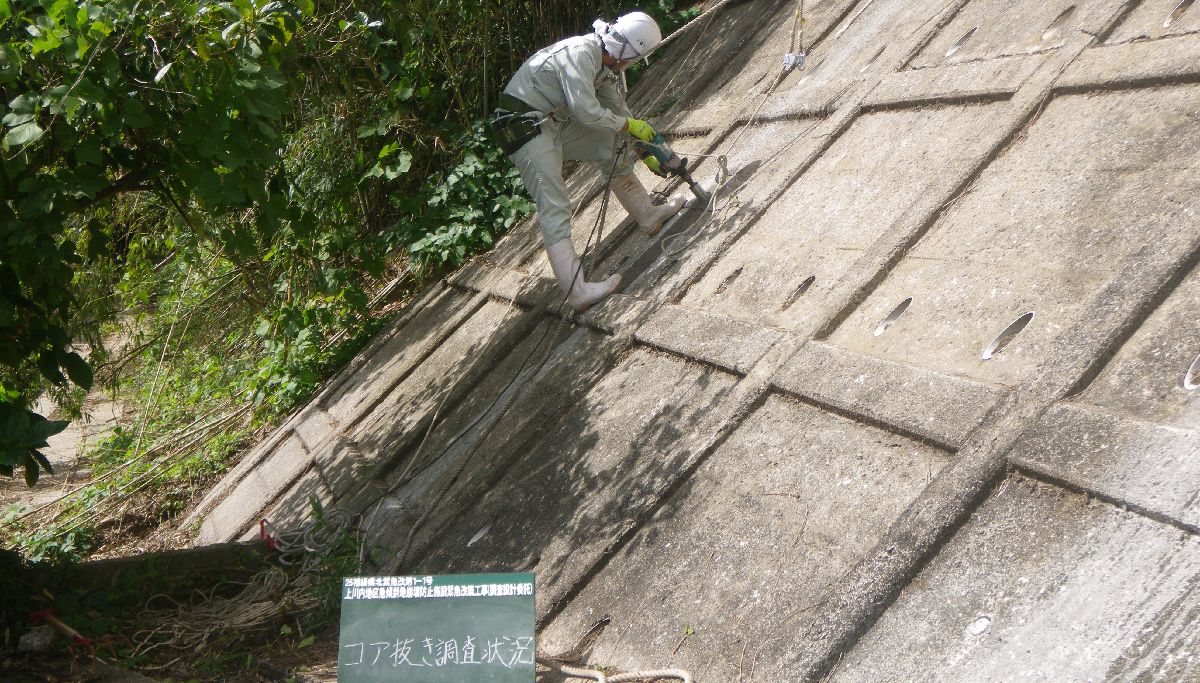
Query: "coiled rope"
131 510 354 656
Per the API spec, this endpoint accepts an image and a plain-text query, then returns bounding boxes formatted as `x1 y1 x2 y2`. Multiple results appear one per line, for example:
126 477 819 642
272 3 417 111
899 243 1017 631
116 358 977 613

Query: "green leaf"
76 136 102 165
88 20 113 38
258 68 286 90
62 352 92 390
24 460 38 486
297 635 315 649
122 98 151 128
0 0 11 19
37 350 66 385
29 418 68 445
2 112 34 126
31 450 54 476
153 63 173 82
85 220 110 261
3 121 43 148
377 141 400 159
392 151 412 174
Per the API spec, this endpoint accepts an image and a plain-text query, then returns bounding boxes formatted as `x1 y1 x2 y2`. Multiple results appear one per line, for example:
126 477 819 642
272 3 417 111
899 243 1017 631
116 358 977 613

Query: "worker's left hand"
626 117 656 142
642 155 667 177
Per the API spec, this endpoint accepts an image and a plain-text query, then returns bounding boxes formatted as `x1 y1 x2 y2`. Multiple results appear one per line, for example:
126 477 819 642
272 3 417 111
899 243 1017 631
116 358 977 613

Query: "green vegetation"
1 0 697 557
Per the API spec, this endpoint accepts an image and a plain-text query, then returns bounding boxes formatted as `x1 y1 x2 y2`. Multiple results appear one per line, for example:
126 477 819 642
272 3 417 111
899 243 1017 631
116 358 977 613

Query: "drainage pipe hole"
467 521 492 547
1042 5 1076 41
782 275 815 310
1166 0 1195 28
874 297 913 337
715 266 744 295
1185 351 1200 390
946 26 978 58
860 45 887 74
981 311 1034 360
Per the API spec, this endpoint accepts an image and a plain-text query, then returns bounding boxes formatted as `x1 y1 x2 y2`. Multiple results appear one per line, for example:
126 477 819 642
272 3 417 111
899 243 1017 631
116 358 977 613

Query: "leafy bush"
399 121 533 269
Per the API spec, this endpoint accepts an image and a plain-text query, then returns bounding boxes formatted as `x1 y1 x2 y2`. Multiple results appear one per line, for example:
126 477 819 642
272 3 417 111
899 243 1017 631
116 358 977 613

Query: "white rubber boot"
545 238 621 313
612 174 686 237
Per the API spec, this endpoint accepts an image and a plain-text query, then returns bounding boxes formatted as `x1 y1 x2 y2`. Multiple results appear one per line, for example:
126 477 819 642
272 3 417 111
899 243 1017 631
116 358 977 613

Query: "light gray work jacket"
502 34 631 134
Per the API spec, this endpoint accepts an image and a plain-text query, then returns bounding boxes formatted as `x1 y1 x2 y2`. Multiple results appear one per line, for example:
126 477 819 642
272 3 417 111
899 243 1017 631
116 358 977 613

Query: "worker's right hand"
626 117 656 142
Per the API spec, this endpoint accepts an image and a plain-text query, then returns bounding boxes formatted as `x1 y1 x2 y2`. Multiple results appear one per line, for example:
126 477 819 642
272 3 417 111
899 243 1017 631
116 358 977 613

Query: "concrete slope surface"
186 0 1200 679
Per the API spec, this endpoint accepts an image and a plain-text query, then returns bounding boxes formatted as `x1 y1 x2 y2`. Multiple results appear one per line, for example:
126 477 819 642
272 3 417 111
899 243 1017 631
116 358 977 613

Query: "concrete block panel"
627 0 792 120
539 393 950 680
347 300 536 472
1012 403 1200 530
1009 264 1200 529
359 316 580 503
910 0 1125 70
181 403 319 531
834 475 1200 682
776 341 1002 448
593 133 722 275
478 220 540 271
321 287 480 427
368 327 623 567
635 304 784 375
828 86 1200 387
449 258 557 309
1060 33 1200 91
694 119 822 212
681 101 1006 328
292 407 338 453
311 431 372 500
868 53 1042 108
243 466 334 540
196 432 311 545
415 348 738 616
1107 0 1200 43
623 118 823 300
1078 264 1200 428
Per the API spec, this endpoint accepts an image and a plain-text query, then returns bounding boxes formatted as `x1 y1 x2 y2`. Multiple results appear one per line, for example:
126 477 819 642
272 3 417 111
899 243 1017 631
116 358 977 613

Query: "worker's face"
602 49 636 72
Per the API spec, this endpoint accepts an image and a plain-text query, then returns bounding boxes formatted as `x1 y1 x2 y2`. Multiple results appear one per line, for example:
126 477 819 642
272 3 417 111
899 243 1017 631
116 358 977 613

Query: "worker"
492 11 687 312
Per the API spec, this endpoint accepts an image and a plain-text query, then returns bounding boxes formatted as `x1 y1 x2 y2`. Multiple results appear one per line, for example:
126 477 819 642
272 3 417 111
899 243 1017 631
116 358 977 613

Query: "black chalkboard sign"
338 573 536 682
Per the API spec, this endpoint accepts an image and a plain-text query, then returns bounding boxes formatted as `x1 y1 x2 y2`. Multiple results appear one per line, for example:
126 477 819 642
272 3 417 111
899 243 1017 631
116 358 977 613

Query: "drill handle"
634 132 673 166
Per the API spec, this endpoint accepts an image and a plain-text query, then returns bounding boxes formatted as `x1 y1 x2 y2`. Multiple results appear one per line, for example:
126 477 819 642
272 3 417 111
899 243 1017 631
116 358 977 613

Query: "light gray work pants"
510 118 636 246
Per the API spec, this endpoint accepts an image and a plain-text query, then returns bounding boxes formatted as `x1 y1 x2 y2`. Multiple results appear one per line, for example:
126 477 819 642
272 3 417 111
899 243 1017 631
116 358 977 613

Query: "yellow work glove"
643 155 667 177
626 117 656 142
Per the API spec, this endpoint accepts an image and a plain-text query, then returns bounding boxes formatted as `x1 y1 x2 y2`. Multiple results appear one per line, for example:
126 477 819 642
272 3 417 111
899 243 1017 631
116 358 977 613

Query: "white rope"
540 658 694 682
610 669 694 682
649 0 747 56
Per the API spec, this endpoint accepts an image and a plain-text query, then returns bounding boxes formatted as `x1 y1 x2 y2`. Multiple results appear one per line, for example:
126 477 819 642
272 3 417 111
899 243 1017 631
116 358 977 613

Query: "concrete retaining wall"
190 0 1200 678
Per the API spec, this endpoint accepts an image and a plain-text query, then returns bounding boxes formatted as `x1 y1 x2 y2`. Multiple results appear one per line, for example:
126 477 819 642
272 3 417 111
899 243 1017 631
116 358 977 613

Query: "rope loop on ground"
132 510 353 656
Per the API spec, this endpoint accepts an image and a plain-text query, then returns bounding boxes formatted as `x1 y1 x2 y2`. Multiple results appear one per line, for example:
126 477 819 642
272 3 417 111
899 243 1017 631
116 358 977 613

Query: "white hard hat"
595 11 663 62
